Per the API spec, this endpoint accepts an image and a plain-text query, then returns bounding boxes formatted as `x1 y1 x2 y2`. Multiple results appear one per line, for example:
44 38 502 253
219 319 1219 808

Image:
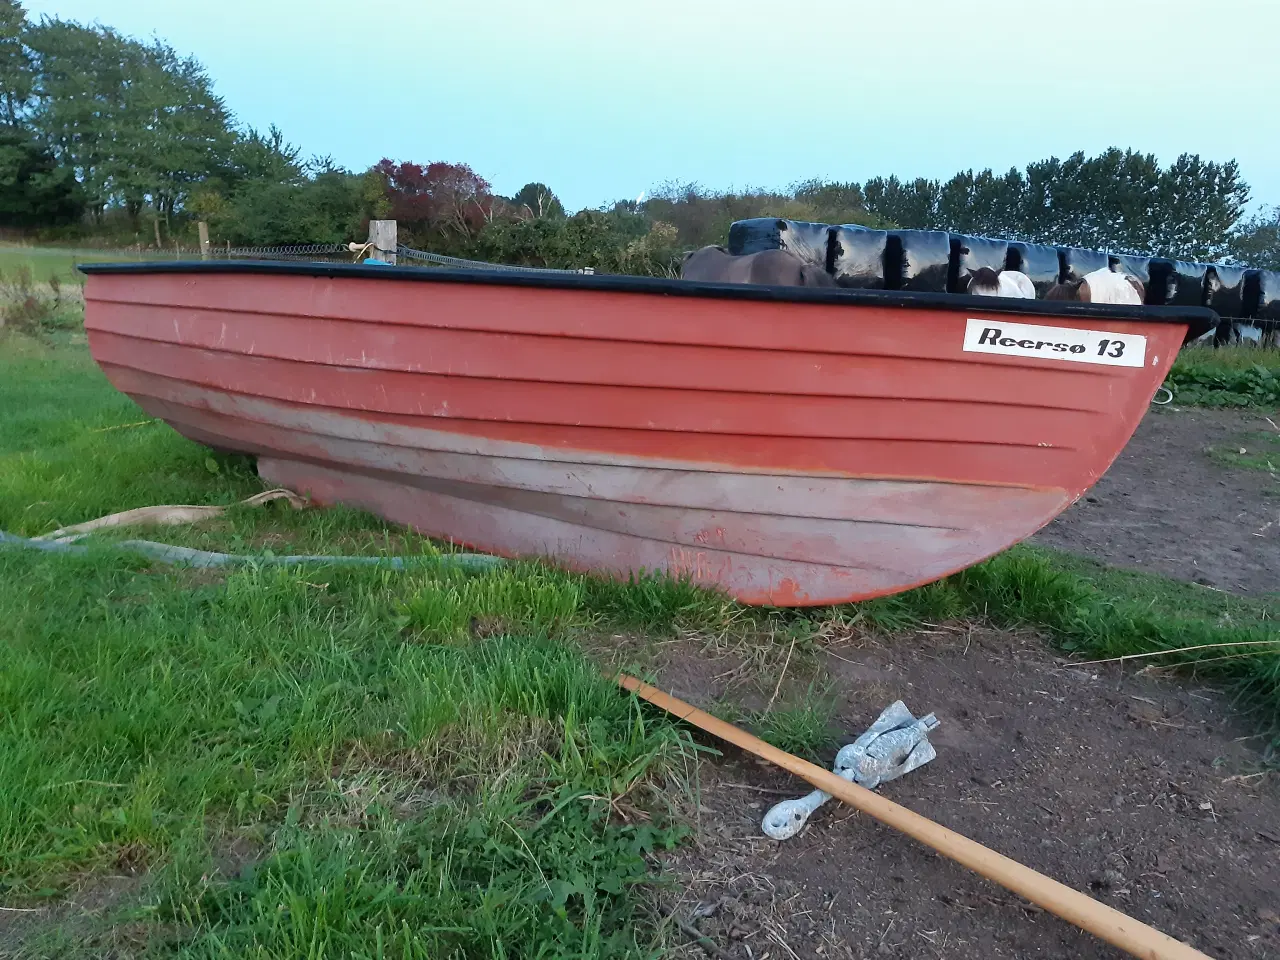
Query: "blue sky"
25 0 1280 212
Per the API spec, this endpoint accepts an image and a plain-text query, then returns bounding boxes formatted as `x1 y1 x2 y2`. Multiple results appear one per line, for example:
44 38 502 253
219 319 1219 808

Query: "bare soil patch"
0 871 144 958
0 836 260 958
1033 407 1280 596
646 627 1279 960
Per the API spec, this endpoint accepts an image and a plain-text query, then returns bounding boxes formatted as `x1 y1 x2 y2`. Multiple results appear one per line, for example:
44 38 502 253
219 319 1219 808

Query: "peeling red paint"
83 269 1190 606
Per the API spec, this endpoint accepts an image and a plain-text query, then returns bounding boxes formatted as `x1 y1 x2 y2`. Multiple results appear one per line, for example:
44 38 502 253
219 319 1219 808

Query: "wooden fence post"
198 221 211 260
368 220 397 265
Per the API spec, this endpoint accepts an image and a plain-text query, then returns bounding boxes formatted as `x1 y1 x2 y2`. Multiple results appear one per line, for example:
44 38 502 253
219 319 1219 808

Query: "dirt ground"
651 627 1279 960
1032 407 1279 596
651 407 1279 960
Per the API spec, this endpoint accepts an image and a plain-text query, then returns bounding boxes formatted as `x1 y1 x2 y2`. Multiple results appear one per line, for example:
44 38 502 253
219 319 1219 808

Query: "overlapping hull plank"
81 264 1209 605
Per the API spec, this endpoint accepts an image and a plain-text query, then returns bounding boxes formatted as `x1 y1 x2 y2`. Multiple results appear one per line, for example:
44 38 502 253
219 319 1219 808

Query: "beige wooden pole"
368 220 397 265
617 674 1211 960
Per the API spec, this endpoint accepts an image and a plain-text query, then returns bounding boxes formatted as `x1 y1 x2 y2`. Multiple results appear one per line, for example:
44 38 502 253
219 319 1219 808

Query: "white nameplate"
962 318 1146 367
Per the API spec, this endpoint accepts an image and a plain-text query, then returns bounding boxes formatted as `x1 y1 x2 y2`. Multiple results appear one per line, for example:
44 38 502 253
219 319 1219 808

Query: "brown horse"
680 245 836 287
1045 268 1145 304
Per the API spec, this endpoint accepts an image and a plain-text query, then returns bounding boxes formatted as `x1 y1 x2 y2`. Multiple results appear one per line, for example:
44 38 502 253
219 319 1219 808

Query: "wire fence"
198 239 594 274
395 244 590 274
19 239 592 275
208 242 354 262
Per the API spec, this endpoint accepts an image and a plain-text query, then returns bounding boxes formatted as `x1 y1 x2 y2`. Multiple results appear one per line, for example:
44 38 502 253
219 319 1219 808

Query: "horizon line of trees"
861 150 1249 262
0 0 1277 273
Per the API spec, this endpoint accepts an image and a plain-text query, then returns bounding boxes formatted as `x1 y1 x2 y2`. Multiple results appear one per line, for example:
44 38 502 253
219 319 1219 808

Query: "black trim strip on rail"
78 259 1220 340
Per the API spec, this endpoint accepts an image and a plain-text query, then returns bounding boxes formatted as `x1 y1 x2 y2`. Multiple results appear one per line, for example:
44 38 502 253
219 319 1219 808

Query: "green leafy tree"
1020 155 1062 243
1228 206 1280 270
192 126 302 210
194 132 382 247
936 167 1024 237
473 208 681 275
861 149 1248 261
24 19 128 218
112 39 233 223
25 17 232 229
1152 154 1249 260
186 126 303 227
0 125 81 225
1027 149 1162 253
0 0 31 127
214 170 368 246
862 176 942 230
791 179 863 216
639 181 742 248
229 125 305 185
791 179 888 228
511 181 564 219
638 180 883 251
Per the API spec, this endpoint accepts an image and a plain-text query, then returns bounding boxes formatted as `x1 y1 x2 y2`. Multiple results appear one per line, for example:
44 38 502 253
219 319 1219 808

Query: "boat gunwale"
77 259 1220 338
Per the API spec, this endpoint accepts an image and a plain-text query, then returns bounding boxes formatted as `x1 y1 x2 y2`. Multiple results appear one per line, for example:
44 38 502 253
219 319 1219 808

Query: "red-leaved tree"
372 159 496 246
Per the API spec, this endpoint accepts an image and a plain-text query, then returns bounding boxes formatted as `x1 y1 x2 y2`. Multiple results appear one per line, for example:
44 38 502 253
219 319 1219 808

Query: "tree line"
0 0 1277 273
860 150 1251 262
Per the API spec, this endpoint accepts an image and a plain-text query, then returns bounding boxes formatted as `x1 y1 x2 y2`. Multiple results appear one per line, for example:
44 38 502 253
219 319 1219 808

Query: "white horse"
966 267 1036 299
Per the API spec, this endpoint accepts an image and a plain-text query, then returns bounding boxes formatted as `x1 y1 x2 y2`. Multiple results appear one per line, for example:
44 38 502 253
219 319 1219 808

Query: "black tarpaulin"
727 218 832 267
1253 269 1280 322
1147 260 1208 307
1005 242 1061 296
1058 247 1110 283
1205 264 1248 318
1145 260 1174 305
893 229 951 292
1109 254 1152 285
829 223 891 288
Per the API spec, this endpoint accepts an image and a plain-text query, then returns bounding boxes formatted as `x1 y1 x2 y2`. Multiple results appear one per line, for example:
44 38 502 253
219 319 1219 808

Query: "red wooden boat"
79 262 1216 606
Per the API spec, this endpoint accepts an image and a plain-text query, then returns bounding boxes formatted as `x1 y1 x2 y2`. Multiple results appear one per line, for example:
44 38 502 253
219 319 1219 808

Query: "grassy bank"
0 334 725 958
2 332 1277 956
2 550 698 957
862 549 1278 724
1168 344 1280 408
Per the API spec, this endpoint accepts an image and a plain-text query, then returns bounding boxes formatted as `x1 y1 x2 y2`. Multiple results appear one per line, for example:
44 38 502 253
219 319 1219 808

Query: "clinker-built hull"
80 262 1215 605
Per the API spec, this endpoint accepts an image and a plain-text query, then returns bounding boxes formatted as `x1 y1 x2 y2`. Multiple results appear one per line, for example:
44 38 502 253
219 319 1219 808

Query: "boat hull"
81 263 1211 606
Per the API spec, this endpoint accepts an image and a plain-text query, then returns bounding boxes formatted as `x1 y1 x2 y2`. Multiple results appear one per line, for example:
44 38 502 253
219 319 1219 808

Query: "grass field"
0 244 149 286
2 315 1278 955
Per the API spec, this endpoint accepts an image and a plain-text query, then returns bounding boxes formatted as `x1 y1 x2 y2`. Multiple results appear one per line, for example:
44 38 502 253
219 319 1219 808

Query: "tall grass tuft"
854 546 1280 732
401 564 583 642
